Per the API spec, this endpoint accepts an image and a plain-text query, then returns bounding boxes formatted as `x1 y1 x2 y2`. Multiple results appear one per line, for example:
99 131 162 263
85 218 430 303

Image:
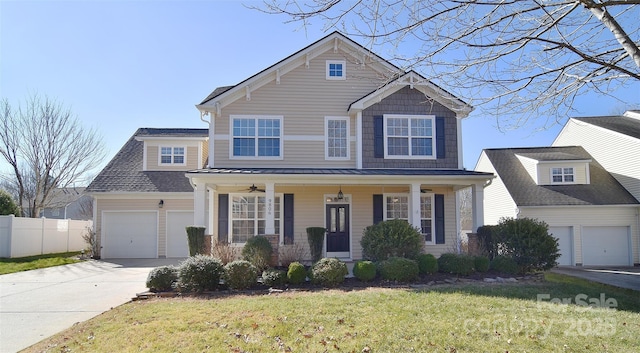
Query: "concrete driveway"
551 267 640 291
0 258 183 353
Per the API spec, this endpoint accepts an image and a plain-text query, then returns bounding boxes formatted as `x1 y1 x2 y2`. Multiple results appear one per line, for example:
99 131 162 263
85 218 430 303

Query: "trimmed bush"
306 227 326 263
476 225 498 259
223 260 258 290
0 189 20 216
353 260 376 282
361 219 423 261
178 255 224 292
378 257 419 282
491 255 519 275
437 253 475 276
287 262 307 285
186 226 206 256
311 258 348 287
416 254 438 275
474 256 490 273
495 217 560 273
242 236 273 271
146 265 178 292
262 268 287 287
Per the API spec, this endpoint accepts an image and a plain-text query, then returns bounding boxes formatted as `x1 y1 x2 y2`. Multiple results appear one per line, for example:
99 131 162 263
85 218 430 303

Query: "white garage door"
582 226 631 266
549 226 572 266
102 212 157 258
166 211 194 258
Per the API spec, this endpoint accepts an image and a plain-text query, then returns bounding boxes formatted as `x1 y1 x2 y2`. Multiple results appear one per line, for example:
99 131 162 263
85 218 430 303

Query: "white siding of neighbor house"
536 161 589 185
554 118 640 201
95 196 195 258
475 152 518 225
212 49 385 168
518 206 639 265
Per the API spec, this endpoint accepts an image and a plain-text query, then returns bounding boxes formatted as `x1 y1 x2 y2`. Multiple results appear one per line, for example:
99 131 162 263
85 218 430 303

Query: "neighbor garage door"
102 212 157 258
549 226 572 266
166 211 194 258
582 226 631 266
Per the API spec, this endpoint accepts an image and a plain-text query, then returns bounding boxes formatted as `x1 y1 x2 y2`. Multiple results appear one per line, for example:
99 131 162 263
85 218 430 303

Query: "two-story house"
87 32 493 259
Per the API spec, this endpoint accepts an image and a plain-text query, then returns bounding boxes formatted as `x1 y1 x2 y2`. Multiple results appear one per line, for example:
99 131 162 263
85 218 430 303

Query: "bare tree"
0 95 105 217
257 0 639 129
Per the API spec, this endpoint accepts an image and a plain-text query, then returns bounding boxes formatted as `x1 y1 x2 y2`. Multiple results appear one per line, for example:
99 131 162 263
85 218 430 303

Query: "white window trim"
550 167 576 184
326 60 346 80
383 193 435 245
325 116 350 160
228 193 284 245
383 114 436 160
158 145 187 166
229 115 284 160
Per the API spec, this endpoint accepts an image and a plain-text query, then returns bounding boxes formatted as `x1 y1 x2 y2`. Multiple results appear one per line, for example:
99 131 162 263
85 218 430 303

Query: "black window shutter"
373 194 383 224
374 116 384 158
436 117 445 159
218 194 229 243
435 194 445 244
284 194 294 245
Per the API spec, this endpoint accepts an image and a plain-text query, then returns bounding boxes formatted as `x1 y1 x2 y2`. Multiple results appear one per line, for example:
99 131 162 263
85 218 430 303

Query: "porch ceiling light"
337 186 344 200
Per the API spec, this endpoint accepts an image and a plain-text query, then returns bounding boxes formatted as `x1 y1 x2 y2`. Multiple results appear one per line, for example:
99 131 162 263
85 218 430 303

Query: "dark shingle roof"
86 128 206 193
483 146 638 206
573 115 640 140
188 168 492 177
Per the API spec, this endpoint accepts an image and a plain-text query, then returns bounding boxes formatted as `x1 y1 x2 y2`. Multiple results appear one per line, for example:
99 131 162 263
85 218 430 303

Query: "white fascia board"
135 136 208 142
89 192 193 199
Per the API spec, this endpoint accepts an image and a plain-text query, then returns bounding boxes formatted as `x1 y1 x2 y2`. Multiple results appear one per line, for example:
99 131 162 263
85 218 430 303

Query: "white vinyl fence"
0 215 92 258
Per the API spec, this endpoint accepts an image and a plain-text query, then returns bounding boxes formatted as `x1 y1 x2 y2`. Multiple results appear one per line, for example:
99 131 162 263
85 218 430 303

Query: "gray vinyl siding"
212 49 386 168
362 87 459 168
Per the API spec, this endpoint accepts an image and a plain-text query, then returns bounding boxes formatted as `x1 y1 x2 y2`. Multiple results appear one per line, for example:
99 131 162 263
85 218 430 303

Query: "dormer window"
326 60 345 80
160 146 185 165
552 167 574 183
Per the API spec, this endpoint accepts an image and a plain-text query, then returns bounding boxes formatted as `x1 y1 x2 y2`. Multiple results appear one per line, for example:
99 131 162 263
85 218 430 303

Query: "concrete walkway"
0 258 182 353
551 267 640 291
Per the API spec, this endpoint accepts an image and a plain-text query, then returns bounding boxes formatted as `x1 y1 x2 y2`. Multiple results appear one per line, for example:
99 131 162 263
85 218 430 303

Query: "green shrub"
311 258 348 287
416 254 438 275
495 217 560 273
490 255 519 274
178 255 224 292
437 253 475 276
361 219 423 261
306 227 326 263
262 268 287 287
242 236 273 271
378 257 419 282
287 262 307 285
146 265 178 292
353 260 376 282
223 260 258 290
185 226 206 256
474 256 490 273
0 189 20 216
476 225 498 259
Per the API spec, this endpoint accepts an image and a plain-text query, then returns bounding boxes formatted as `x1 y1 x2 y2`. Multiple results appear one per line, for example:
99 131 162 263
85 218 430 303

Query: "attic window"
551 167 574 183
160 146 185 165
326 60 345 80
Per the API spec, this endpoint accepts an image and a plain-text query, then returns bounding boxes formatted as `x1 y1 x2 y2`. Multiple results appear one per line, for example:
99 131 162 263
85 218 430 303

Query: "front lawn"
0 252 82 275
23 273 640 352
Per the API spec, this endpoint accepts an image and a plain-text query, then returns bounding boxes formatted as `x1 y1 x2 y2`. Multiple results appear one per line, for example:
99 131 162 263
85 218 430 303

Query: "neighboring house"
87 32 493 259
23 187 93 220
553 110 640 202
475 146 639 266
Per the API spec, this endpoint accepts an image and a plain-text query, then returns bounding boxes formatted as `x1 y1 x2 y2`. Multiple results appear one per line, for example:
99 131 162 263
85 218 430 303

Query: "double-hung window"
551 167 574 183
230 195 281 244
384 193 435 244
325 117 349 159
231 116 282 158
384 114 435 159
159 146 185 165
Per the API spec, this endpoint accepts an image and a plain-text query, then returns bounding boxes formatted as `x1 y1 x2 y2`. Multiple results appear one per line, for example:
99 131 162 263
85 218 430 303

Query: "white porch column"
208 112 215 168
471 182 485 232
356 111 363 169
410 183 422 230
193 180 206 227
206 186 216 235
265 182 275 234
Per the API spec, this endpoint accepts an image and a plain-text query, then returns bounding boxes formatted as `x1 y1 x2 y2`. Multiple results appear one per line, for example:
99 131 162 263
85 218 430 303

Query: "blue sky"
1 0 639 183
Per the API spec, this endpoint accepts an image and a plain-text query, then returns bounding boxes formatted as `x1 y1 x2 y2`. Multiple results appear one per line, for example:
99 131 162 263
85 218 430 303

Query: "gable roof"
86 128 207 193
572 113 640 140
482 146 638 207
196 31 471 116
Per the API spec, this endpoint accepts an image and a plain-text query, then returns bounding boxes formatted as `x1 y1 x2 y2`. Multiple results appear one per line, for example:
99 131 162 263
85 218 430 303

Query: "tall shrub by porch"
186 226 206 256
306 227 326 263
